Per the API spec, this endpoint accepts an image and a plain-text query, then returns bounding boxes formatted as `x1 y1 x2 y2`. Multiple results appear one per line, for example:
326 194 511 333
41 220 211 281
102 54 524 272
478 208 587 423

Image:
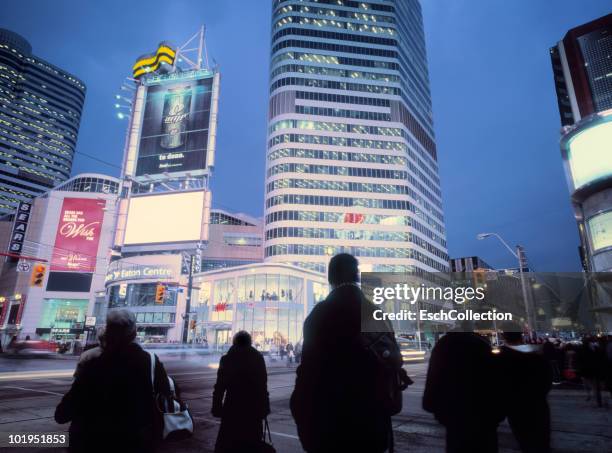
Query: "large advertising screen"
135 74 213 176
124 191 205 245
588 210 612 252
51 198 105 272
567 120 612 190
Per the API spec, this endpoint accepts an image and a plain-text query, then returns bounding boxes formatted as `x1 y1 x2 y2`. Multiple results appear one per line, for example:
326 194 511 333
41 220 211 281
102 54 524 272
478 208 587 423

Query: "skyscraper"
264 0 448 274
552 14 612 330
0 29 86 216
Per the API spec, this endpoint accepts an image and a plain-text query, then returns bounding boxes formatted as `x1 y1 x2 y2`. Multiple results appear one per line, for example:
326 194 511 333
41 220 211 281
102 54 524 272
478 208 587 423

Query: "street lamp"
477 232 536 337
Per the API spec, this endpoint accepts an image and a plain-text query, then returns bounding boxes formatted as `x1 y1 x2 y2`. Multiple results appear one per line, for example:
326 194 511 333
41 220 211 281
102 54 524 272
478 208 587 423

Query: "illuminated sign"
7 201 32 256
588 211 612 252
136 73 214 176
123 191 205 245
566 120 612 191
105 264 177 284
133 42 176 79
51 198 105 272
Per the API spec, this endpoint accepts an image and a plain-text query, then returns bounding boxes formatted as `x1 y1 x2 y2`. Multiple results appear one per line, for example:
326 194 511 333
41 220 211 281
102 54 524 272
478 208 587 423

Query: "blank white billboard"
124 191 205 244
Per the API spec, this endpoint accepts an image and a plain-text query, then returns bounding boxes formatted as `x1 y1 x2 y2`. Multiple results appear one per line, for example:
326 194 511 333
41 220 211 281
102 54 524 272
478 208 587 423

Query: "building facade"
552 15 612 330
0 174 119 346
264 0 448 274
0 29 86 216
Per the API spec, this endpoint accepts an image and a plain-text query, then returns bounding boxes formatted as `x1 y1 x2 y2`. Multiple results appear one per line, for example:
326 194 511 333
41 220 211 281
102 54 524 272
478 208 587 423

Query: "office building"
0 29 86 216
552 14 612 330
264 0 448 274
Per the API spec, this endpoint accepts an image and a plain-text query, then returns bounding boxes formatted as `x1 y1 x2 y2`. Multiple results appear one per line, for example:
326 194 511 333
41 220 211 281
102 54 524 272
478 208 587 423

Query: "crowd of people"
50 253 612 452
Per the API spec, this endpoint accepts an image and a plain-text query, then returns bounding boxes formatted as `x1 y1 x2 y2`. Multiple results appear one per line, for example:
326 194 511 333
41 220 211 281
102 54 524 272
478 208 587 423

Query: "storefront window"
39 299 88 329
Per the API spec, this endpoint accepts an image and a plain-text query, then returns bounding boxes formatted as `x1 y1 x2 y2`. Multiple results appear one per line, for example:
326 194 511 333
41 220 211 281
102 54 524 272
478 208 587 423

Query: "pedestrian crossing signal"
155 284 166 304
30 264 47 287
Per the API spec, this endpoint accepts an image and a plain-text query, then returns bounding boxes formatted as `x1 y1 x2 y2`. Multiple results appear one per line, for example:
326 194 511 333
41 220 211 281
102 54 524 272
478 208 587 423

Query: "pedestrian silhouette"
423 322 503 453
291 253 408 453
498 322 552 453
55 309 171 453
212 330 270 452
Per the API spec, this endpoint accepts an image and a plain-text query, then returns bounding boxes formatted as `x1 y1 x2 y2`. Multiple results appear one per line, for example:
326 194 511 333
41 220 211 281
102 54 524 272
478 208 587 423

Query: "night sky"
2 1 610 271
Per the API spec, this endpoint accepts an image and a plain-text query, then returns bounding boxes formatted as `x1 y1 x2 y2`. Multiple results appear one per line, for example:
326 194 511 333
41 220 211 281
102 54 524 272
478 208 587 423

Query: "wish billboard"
50 198 105 272
135 72 214 176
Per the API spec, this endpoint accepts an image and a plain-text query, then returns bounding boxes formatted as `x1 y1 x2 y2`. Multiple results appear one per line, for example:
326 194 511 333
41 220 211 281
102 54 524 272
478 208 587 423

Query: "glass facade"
193 267 328 350
264 0 448 273
0 29 85 215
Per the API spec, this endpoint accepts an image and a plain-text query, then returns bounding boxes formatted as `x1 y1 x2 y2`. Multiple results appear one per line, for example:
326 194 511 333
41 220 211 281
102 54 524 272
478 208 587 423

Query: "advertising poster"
136 75 213 176
51 198 105 272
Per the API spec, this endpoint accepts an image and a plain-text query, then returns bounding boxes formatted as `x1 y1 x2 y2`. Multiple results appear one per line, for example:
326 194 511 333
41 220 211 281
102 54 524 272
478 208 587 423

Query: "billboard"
51 198 105 272
123 191 205 245
588 210 612 252
566 120 612 191
136 74 214 176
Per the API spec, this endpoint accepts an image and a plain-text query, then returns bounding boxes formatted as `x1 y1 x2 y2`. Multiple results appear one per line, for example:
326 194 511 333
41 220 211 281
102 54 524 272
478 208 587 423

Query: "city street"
0 354 610 452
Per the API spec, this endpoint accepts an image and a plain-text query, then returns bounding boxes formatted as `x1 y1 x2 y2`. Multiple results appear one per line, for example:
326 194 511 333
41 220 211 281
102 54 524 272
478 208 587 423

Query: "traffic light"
155 284 166 304
30 264 47 287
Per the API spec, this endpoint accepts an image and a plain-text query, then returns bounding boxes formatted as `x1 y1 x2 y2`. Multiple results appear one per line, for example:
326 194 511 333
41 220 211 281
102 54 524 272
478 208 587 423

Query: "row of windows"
295 89 392 106
267 177 443 215
275 4 395 24
270 133 401 152
272 26 397 48
268 148 405 165
265 227 448 260
295 105 390 121
273 0 394 14
135 312 176 324
267 178 411 195
265 244 448 272
210 211 255 226
268 163 407 180
272 39 398 59
267 193 411 210
273 17 396 37
266 226 409 242
270 63 399 83
264 209 447 241
271 51 400 70
269 119 401 136
271 76 400 96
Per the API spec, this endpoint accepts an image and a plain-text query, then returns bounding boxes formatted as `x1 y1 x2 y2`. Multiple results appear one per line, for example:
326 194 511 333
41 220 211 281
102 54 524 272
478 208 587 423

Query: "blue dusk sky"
2 1 610 271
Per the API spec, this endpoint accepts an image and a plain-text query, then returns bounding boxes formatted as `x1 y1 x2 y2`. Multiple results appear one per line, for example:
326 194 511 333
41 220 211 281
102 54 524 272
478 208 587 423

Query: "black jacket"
499 345 552 452
55 342 170 453
423 332 504 428
290 284 393 453
212 344 270 452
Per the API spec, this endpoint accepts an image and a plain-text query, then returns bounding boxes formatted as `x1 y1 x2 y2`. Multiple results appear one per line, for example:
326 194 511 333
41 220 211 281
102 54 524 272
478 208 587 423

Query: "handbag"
148 351 194 440
259 418 276 453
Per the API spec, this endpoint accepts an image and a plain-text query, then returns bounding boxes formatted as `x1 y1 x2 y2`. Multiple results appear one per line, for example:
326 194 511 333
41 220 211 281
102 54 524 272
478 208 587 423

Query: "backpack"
359 331 413 416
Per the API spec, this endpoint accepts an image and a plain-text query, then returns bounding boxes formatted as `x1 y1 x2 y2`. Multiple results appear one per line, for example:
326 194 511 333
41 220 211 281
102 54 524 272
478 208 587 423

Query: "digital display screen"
567 121 612 190
136 75 213 176
124 191 205 244
588 210 612 252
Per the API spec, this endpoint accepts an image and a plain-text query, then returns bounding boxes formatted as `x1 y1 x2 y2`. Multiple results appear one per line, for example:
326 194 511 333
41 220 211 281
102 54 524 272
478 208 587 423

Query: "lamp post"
477 233 536 337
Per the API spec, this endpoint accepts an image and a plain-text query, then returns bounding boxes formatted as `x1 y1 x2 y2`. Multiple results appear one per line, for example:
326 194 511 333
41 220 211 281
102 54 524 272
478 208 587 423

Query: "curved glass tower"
264 0 448 274
0 29 85 216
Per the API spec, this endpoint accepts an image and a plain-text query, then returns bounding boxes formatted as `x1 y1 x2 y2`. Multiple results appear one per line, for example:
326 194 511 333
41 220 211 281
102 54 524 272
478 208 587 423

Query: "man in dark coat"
212 330 270 453
290 253 395 453
498 323 552 453
55 309 170 453
423 324 503 453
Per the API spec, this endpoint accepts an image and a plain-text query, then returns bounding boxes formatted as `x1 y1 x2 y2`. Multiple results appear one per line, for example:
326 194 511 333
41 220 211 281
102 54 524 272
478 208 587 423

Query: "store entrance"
214 329 232 351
